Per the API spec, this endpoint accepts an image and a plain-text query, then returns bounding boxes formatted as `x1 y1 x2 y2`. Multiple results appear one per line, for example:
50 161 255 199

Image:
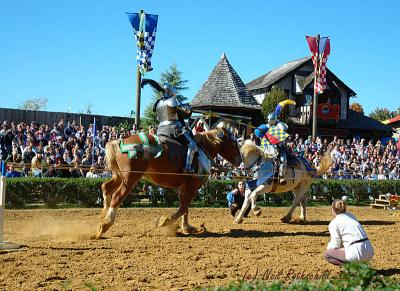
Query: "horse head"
216 127 242 167
240 141 264 170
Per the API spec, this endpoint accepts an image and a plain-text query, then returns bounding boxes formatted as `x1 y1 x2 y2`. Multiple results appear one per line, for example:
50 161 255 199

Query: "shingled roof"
246 56 356 96
246 56 311 92
191 53 260 110
338 109 394 132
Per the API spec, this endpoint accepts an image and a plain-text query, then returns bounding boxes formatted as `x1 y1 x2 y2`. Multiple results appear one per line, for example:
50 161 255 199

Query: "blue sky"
1 0 399 118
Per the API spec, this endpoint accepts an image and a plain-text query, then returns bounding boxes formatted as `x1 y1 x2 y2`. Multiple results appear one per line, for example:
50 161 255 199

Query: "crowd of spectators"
0 119 136 178
285 134 400 180
1 119 399 180
213 132 400 181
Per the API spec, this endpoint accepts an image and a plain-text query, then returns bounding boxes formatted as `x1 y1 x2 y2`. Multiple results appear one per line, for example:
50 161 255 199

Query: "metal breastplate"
156 96 181 126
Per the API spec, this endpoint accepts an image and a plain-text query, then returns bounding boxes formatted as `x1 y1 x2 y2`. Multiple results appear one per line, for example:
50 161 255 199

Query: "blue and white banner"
127 12 159 74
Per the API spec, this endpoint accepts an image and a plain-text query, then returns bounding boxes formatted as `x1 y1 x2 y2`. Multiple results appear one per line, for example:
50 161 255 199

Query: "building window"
304 94 312 106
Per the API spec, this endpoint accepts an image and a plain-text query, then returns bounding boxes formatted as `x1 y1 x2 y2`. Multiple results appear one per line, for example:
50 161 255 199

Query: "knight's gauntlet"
177 104 192 117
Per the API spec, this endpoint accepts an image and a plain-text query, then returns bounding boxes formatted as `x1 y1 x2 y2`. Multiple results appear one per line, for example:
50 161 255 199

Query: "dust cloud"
18 214 96 241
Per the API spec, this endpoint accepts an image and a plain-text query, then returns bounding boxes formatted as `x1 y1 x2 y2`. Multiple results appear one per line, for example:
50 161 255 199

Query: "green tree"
18 97 48 111
393 106 400 117
141 64 188 130
368 107 395 122
261 86 288 121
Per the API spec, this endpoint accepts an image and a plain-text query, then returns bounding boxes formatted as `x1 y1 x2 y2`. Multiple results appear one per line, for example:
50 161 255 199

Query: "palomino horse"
95 127 242 239
234 142 332 224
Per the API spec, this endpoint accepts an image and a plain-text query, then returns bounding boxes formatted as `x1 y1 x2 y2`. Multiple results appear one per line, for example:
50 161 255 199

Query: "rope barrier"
3 161 396 182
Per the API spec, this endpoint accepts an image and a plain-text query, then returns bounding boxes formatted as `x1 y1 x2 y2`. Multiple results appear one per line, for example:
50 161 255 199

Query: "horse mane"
240 141 266 159
194 128 223 147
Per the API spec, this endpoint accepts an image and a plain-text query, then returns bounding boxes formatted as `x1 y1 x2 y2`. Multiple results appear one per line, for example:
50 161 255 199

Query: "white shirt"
328 212 374 262
86 172 99 178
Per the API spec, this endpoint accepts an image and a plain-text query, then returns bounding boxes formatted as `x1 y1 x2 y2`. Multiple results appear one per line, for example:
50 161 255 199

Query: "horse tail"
105 140 120 172
316 151 333 175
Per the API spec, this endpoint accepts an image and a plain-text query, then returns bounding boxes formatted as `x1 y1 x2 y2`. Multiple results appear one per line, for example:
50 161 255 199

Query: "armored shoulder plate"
163 96 181 107
276 122 288 131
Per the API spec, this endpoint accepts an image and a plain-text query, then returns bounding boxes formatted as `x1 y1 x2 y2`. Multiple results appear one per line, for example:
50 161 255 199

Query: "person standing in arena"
324 199 374 266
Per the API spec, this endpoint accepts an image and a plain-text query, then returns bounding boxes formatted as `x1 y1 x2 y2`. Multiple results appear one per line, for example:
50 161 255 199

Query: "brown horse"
95 127 242 239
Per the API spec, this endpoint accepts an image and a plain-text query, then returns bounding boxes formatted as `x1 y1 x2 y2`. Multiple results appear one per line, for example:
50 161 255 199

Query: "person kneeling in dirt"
324 199 374 266
227 180 251 218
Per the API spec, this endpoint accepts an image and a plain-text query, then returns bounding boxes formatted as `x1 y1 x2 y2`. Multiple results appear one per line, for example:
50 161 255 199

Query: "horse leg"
158 183 198 228
95 172 141 239
180 210 198 234
299 194 307 222
251 185 270 217
100 174 121 218
281 183 306 223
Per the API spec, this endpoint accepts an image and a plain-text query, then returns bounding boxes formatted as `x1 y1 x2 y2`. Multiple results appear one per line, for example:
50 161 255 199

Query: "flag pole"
135 64 142 129
135 9 144 129
312 34 320 141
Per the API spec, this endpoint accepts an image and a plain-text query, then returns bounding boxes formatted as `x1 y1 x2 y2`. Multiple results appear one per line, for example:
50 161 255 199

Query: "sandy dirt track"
1 206 399 290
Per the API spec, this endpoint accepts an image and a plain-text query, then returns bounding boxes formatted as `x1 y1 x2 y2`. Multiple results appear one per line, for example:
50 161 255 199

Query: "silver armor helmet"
267 113 278 126
163 83 177 98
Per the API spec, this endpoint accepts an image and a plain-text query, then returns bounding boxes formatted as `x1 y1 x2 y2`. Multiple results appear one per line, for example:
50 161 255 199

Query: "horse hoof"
181 225 197 235
281 216 291 223
233 218 243 224
92 224 104 239
157 216 172 227
253 208 262 217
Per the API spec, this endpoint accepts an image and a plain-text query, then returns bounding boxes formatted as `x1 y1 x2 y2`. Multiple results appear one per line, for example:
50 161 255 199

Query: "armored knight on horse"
94 79 242 238
254 99 295 185
141 79 210 173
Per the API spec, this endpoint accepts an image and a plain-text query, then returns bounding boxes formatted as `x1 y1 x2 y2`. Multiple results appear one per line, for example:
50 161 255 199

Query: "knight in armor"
254 99 295 185
141 79 198 173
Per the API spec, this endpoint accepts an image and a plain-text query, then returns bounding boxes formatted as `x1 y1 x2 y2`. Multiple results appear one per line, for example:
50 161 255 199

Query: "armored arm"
176 104 192 122
276 121 288 131
177 103 192 117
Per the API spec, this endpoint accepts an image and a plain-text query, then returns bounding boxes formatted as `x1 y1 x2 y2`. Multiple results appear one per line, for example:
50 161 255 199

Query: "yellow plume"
278 99 296 108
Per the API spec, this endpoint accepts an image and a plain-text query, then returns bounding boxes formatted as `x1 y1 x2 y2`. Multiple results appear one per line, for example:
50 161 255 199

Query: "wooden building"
191 54 392 139
190 53 261 135
246 56 393 139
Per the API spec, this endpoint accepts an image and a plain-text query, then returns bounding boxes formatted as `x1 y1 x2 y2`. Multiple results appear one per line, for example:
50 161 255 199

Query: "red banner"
317 103 340 121
306 35 331 94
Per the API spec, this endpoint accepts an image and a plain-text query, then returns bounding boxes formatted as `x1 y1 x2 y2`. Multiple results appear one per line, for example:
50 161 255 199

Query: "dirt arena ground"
1 206 399 290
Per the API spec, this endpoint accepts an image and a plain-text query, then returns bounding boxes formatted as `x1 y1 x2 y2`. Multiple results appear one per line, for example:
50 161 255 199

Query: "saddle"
157 134 199 173
120 132 163 159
